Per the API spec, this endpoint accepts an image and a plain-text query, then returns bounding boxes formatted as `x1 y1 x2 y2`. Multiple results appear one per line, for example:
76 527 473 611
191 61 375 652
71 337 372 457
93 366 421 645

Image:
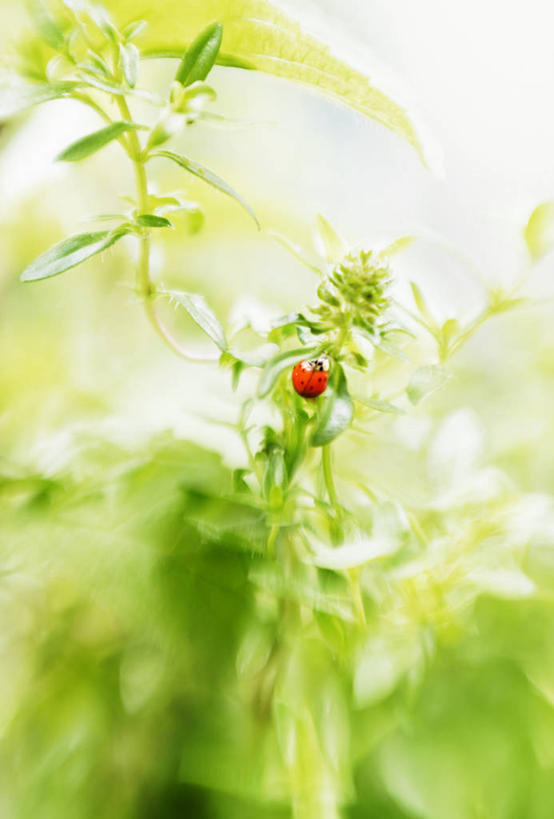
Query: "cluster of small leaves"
312 249 392 336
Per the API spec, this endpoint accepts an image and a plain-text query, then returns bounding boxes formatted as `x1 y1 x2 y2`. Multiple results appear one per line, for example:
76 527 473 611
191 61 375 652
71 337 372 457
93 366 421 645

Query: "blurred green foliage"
1 2 554 819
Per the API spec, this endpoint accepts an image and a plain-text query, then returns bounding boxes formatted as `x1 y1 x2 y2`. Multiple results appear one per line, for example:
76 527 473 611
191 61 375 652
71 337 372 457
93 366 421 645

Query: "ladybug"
291 354 330 398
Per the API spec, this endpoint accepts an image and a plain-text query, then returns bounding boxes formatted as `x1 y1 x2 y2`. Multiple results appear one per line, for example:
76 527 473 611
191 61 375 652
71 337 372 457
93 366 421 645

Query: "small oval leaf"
152 149 259 227
166 289 227 351
135 213 173 228
20 230 128 282
524 201 554 261
310 364 353 446
175 22 223 87
56 121 143 162
258 346 319 398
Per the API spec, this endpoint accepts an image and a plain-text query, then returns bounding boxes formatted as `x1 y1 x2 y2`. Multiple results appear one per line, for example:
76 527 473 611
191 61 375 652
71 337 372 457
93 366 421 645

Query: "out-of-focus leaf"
56 122 143 161
310 364 353 446
0 79 79 119
20 229 129 281
165 289 227 351
122 19 148 42
410 281 436 328
119 42 139 87
175 22 223 86
28 0 66 49
407 365 448 405
152 149 259 227
379 235 415 259
258 345 319 398
105 0 425 160
315 213 345 264
135 213 173 228
524 202 554 261
358 397 404 415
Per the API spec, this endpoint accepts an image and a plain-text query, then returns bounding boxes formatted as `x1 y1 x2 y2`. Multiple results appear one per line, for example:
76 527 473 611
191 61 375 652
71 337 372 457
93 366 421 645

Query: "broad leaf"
310 364 353 446
152 149 259 227
104 0 425 160
175 22 223 86
56 121 142 161
166 289 227 351
20 230 128 282
258 346 319 398
406 364 448 405
523 201 554 261
135 213 173 228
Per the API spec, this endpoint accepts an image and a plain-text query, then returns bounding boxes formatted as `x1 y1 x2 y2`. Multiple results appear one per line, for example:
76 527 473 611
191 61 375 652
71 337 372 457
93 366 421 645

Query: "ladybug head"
311 354 329 372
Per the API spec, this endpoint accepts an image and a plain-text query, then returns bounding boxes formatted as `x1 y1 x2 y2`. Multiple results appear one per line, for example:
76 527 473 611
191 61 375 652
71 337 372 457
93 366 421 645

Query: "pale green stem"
114 94 208 362
322 444 339 512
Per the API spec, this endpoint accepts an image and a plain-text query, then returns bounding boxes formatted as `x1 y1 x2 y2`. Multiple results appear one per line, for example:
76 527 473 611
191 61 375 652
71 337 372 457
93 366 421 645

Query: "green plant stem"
115 94 208 362
322 444 339 512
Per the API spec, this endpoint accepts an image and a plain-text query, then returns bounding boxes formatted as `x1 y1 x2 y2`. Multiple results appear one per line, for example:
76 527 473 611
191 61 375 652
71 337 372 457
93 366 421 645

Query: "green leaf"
378 235 415 259
165 289 227 352
440 318 460 349
28 0 66 49
56 121 142 161
310 364 353 446
175 22 223 87
0 79 79 119
135 213 173 228
410 281 436 328
105 0 425 160
152 150 259 227
406 365 448 405
523 201 554 261
315 213 345 264
122 20 147 41
358 397 404 415
20 230 128 282
119 42 139 87
258 346 319 398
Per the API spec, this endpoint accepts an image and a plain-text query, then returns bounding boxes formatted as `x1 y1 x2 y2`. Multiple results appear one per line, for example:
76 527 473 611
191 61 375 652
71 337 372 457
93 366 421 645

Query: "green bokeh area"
2 2 554 818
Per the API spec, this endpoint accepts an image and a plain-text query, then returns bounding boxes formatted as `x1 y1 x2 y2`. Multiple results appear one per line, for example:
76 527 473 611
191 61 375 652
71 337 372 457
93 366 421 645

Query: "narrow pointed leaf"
410 281 436 328
152 149 259 227
56 121 142 161
258 346 319 398
311 364 353 446
315 213 345 263
122 20 147 41
119 42 139 87
166 289 227 351
175 22 223 86
20 230 128 282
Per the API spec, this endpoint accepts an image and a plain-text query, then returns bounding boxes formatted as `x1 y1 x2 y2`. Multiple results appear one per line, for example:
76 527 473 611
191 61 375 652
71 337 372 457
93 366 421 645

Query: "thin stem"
72 92 114 125
322 444 340 512
115 94 210 363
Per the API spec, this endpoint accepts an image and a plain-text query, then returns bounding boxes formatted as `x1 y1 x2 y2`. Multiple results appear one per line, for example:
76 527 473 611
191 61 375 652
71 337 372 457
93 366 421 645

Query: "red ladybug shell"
292 355 329 398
